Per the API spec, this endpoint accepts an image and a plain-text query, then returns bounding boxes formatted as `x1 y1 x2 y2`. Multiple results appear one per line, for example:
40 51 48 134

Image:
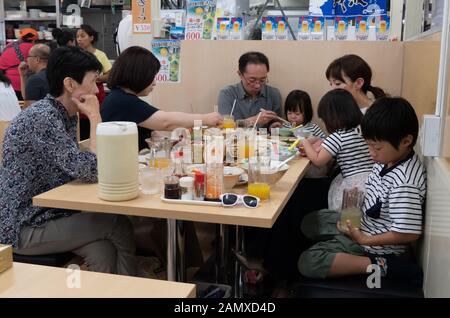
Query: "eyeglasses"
220 193 260 208
27 55 47 60
241 74 268 86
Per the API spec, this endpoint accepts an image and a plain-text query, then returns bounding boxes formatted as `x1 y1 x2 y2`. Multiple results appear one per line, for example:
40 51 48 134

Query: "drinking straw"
252 111 262 131
230 99 237 116
213 104 218 113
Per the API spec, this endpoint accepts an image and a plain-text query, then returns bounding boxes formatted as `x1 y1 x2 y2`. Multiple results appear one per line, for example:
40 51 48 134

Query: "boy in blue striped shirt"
298 97 426 285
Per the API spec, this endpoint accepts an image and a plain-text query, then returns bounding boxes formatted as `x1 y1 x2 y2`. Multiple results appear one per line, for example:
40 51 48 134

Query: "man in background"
18 43 50 107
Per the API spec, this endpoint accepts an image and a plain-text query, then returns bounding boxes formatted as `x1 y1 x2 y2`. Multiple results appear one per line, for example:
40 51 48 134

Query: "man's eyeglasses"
27 55 47 60
220 193 260 208
240 74 268 86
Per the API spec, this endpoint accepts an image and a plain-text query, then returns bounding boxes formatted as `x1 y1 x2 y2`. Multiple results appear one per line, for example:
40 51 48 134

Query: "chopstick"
259 108 291 126
276 116 292 126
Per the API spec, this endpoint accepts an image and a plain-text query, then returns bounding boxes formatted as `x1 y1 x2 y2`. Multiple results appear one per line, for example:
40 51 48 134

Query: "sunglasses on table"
220 193 260 209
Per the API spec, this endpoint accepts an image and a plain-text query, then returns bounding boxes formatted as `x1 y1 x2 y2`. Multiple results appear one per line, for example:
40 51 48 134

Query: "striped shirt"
321 128 374 178
302 121 327 139
360 152 426 255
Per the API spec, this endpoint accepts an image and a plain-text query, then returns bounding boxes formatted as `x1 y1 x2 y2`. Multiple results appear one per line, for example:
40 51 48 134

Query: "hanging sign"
132 0 152 34
185 0 217 40
151 40 181 83
309 0 387 16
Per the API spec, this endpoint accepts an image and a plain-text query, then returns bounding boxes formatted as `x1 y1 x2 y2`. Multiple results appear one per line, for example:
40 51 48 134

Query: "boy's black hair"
317 89 362 133
238 51 269 73
361 97 419 149
46 46 102 97
284 90 313 124
107 46 161 93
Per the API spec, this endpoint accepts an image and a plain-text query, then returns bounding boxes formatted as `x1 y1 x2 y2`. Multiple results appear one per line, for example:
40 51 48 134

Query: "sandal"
232 249 268 285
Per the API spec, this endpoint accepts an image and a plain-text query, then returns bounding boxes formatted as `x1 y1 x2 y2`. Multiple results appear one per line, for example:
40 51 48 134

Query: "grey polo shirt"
218 82 282 127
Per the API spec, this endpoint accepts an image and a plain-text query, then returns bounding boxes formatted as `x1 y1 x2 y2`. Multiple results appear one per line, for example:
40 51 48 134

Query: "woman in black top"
101 46 223 150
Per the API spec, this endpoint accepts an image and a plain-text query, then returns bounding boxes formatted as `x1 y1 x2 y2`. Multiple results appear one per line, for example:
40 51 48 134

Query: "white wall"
421 158 450 297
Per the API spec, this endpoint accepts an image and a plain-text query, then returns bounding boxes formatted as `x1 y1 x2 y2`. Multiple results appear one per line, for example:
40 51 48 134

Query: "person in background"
218 51 282 128
0 28 38 100
299 97 425 287
285 89 326 138
0 70 21 121
76 24 112 139
52 28 75 47
115 14 132 54
326 54 386 114
0 46 137 276
300 89 374 211
18 43 50 108
101 46 223 150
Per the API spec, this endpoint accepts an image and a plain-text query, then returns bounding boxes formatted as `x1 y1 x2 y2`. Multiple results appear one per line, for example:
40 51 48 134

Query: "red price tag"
185 31 201 40
155 73 168 82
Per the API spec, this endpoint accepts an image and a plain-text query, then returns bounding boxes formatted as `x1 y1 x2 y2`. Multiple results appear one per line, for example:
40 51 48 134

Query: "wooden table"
33 158 310 291
34 158 310 227
0 262 196 298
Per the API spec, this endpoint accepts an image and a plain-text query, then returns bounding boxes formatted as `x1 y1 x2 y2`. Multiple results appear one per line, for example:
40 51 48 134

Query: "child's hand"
297 140 307 157
312 138 323 152
338 220 369 245
270 121 282 129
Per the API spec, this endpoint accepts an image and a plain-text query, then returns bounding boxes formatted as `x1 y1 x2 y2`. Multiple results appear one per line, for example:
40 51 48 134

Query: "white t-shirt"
117 14 132 54
0 82 21 121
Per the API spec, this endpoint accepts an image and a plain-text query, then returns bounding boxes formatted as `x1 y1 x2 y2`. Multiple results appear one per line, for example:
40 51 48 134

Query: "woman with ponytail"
326 54 386 114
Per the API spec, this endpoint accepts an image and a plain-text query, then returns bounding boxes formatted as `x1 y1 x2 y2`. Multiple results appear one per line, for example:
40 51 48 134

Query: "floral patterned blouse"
0 94 97 248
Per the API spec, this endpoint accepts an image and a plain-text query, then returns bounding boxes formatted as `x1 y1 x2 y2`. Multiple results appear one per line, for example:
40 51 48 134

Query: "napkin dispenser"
97 122 139 201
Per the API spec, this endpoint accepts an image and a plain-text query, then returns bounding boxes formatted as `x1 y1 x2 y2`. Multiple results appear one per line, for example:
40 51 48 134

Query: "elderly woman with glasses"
218 51 282 128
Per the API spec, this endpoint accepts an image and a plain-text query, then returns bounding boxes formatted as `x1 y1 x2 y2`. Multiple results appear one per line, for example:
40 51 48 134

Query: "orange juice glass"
248 182 270 200
222 115 235 129
148 157 171 168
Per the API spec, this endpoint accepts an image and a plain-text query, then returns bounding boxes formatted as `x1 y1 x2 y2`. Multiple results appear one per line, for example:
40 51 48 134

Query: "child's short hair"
361 97 419 149
317 89 362 133
284 90 313 124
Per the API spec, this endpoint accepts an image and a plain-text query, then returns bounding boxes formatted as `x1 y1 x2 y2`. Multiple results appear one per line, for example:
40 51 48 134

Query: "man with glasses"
18 44 50 108
218 51 282 128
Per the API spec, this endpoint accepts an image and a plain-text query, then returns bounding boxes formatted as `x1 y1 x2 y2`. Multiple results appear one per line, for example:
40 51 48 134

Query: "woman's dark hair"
238 51 269 73
284 90 313 124
78 24 98 43
326 54 386 99
317 89 363 133
0 70 11 86
52 28 75 46
46 46 102 97
108 46 161 93
362 97 419 149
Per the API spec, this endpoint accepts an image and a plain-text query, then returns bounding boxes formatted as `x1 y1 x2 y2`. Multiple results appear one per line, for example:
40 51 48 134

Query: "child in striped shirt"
299 97 425 284
285 90 326 139
300 89 374 210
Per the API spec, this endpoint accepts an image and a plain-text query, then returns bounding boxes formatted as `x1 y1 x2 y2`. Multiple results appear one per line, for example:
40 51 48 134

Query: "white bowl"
223 166 244 190
240 161 289 185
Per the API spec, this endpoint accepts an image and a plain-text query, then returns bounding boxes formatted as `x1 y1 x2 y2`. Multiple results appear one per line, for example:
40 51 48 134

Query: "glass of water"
139 166 160 195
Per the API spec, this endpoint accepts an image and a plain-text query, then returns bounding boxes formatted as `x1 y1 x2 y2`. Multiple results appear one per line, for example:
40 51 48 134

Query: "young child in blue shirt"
298 97 426 284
